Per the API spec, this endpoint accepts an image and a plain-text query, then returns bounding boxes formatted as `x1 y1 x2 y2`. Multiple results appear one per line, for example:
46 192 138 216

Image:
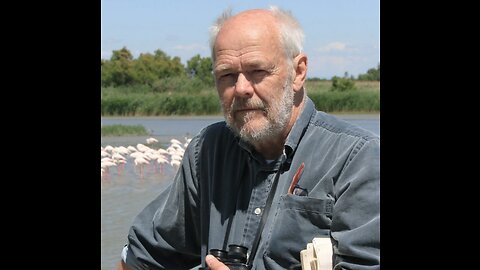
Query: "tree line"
101 47 213 89
101 47 379 89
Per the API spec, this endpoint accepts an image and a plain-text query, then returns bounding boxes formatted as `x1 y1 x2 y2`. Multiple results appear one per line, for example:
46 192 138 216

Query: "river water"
100 115 379 270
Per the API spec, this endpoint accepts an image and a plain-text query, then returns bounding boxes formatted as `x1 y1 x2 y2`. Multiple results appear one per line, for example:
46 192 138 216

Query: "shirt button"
254 207 262 215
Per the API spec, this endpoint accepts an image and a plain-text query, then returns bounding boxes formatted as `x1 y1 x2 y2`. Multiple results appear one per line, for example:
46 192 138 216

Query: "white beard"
223 76 294 145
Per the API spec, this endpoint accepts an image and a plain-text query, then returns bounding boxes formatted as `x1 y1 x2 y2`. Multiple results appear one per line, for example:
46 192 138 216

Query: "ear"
292 53 307 92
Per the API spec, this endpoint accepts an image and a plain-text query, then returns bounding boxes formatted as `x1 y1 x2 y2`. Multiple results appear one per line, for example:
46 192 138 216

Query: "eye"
216 72 237 84
220 73 233 78
251 70 268 81
218 73 235 81
215 71 228 79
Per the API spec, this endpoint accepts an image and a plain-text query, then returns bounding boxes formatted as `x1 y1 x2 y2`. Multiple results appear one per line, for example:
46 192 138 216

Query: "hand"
205 254 229 270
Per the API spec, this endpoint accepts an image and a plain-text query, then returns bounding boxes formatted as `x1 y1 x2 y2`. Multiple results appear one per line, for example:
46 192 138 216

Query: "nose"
234 73 254 98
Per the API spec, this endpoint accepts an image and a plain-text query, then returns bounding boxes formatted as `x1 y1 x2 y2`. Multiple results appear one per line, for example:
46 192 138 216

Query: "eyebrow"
242 58 271 69
214 61 271 74
214 64 233 73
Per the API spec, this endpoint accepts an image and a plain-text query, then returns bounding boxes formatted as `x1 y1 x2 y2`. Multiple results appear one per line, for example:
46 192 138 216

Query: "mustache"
231 98 266 112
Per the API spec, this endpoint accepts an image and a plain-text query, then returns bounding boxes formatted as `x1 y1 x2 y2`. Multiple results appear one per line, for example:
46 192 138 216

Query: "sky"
101 0 379 79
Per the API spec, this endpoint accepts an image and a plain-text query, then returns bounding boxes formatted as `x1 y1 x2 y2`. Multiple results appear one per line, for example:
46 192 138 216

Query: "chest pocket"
263 194 334 269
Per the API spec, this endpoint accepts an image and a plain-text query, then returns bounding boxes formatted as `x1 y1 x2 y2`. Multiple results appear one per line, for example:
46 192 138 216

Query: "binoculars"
207 244 251 270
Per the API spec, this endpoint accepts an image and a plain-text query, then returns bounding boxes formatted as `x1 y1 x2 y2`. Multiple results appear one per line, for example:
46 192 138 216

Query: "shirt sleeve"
330 138 380 270
123 134 203 270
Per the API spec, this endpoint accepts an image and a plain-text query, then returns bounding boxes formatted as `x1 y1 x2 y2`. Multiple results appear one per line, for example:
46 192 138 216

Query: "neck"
253 138 285 160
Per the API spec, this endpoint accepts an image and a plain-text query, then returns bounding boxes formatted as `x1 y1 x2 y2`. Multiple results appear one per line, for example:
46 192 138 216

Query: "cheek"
255 74 286 97
217 87 233 107
253 83 278 104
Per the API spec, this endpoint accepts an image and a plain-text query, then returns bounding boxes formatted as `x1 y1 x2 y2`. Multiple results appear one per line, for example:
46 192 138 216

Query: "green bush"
330 76 356 92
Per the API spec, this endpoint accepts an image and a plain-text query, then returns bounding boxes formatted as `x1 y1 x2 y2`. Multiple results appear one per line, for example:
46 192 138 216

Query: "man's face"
213 13 295 145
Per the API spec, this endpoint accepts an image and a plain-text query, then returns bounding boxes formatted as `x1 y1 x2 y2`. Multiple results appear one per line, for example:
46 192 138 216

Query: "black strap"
246 154 286 267
200 175 210 268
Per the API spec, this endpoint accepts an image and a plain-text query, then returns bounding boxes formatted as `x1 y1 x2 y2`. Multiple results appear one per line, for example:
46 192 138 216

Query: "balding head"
209 6 305 65
213 10 282 65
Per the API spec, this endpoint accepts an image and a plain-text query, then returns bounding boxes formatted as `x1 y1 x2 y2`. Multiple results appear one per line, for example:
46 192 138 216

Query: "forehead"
213 11 283 61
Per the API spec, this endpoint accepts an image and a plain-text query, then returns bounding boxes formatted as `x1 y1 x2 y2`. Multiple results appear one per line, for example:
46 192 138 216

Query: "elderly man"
118 6 380 270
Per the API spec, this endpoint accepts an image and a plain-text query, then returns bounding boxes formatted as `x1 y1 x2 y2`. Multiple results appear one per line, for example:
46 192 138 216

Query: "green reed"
101 124 150 136
101 80 379 116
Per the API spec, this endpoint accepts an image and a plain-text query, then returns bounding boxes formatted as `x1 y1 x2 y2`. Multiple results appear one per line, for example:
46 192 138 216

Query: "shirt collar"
284 97 316 159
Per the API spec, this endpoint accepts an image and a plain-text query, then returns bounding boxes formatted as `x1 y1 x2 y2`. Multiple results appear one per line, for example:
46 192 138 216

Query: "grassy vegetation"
101 82 221 116
101 80 379 116
305 80 380 93
305 80 380 113
101 124 150 136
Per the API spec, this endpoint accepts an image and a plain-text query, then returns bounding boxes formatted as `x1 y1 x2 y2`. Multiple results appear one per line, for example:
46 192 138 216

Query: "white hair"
208 6 305 65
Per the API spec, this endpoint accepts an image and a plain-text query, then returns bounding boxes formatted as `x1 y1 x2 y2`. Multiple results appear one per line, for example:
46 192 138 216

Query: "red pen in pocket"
288 162 305 194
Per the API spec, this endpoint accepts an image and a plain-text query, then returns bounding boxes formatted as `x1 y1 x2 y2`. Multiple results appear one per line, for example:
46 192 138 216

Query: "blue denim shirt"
124 97 380 270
